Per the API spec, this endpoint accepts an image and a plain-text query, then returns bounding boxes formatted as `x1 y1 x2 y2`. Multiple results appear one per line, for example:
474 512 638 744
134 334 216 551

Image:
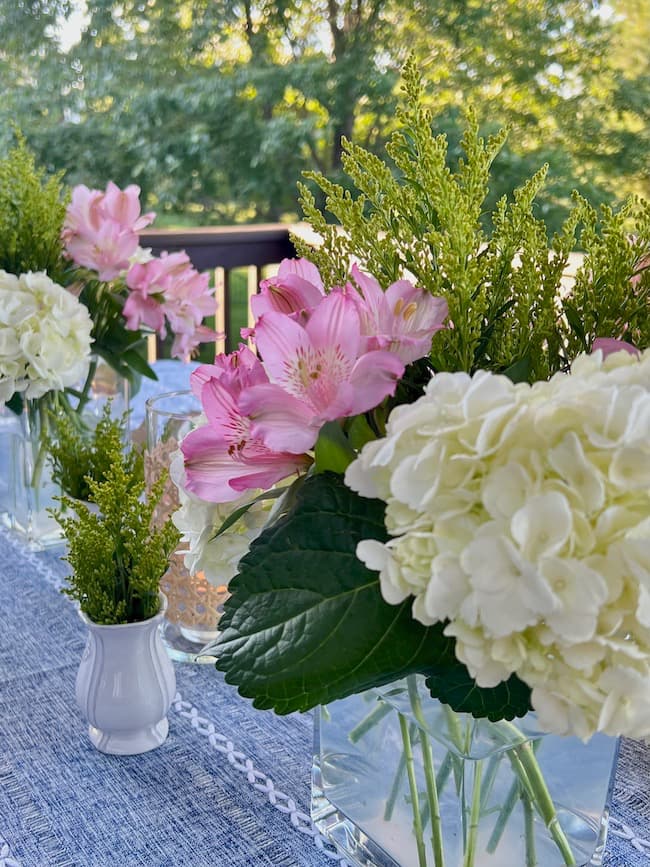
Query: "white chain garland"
609 818 650 858
0 834 20 867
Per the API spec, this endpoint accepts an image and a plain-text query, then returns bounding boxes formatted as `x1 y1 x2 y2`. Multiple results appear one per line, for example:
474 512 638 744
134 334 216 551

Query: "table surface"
1 361 649 867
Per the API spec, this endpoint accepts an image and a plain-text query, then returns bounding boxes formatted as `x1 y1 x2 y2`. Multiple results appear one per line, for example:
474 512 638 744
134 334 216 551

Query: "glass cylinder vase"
8 398 62 548
313 675 618 867
145 390 229 662
74 354 130 426
6 357 130 548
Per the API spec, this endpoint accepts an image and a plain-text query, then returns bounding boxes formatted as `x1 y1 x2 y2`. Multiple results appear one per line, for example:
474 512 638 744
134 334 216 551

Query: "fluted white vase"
76 593 176 755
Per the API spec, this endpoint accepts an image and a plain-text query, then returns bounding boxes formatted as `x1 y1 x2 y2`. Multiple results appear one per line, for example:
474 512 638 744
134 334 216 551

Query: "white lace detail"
0 834 21 867
171 693 350 865
610 817 650 858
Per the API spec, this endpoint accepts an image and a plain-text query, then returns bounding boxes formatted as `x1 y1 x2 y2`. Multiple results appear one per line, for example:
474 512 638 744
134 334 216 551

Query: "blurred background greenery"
1 0 648 238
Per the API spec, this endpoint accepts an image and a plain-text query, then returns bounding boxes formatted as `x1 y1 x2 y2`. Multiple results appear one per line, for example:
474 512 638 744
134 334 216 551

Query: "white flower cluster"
0 270 93 402
346 349 650 740
170 451 274 585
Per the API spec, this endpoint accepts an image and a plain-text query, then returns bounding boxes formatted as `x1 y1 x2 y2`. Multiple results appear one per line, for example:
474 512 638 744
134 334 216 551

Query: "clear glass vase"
8 398 62 548
6 357 130 548
312 675 619 867
145 390 229 662
73 354 130 426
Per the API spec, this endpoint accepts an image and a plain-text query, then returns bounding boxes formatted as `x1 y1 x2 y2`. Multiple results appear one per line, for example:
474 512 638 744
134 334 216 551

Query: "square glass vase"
312 675 618 867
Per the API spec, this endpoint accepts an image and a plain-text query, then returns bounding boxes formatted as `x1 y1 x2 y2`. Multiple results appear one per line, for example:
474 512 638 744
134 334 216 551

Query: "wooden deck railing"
139 225 586 363
139 223 299 357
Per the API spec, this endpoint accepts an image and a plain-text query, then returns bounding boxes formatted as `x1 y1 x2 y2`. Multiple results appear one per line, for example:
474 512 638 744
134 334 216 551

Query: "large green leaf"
215 472 456 713
425 663 532 721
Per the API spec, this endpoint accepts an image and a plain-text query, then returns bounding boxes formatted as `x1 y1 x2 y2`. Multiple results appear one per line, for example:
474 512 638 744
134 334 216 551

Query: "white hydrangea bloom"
345 348 650 740
0 270 93 401
169 450 277 586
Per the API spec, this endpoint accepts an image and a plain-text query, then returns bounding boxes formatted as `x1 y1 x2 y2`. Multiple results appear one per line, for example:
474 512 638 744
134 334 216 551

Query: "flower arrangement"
169 61 650 866
347 347 650 742
0 134 219 542
0 134 218 420
62 181 218 374
56 448 179 625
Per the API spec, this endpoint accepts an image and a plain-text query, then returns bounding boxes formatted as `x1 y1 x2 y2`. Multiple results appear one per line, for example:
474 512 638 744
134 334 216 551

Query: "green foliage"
295 58 650 380
214 472 532 718
567 196 650 354
46 403 142 502
57 453 180 625
424 665 532 723
0 132 68 280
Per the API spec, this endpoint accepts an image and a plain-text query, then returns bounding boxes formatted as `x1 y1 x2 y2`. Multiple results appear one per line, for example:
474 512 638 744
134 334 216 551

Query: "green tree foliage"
0 0 648 231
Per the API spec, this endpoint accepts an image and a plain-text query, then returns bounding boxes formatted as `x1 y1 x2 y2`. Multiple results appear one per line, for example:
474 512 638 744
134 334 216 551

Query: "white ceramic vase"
76 593 176 755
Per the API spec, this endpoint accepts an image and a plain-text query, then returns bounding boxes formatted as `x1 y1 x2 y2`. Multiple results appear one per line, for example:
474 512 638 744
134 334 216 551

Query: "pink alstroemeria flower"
123 257 171 335
346 264 448 365
63 182 155 281
101 181 155 233
124 251 218 357
240 290 405 455
592 337 640 358
250 257 324 320
182 347 311 502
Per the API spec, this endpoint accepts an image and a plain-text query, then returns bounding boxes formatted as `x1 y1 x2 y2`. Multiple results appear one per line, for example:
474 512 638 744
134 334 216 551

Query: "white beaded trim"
0 834 21 867
171 694 350 865
610 818 650 857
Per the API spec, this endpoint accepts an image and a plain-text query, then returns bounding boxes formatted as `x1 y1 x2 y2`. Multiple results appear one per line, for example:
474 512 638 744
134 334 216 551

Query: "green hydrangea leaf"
215 472 456 713
313 421 356 474
425 663 532 721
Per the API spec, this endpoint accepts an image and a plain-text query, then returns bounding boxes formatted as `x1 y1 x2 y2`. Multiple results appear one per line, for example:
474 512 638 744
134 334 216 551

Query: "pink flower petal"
241 383 321 453
253 311 312 386
592 337 639 358
182 420 309 502
304 290 360 360
252 273 323 318
277 257 324 290
349 350 404 412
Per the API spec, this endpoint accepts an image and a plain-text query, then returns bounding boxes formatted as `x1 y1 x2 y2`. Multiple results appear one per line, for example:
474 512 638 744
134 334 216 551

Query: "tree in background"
0 0 648 232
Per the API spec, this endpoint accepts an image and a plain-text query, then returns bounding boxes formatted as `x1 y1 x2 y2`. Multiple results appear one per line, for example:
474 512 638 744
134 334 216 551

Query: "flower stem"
25 398 48 492
463 759 483 867
479 753 502 812
511 743 576 866
398 712 427 867
499 722 576 866
407 676 445 867
349 701 393 743
435 751 454 794
486 777 521 854
75 356 98 417
522 789 537 867
384 743 408 821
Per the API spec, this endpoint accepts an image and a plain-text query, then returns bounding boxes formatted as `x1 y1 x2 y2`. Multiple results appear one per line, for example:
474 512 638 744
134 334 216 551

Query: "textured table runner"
0 525 648 866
